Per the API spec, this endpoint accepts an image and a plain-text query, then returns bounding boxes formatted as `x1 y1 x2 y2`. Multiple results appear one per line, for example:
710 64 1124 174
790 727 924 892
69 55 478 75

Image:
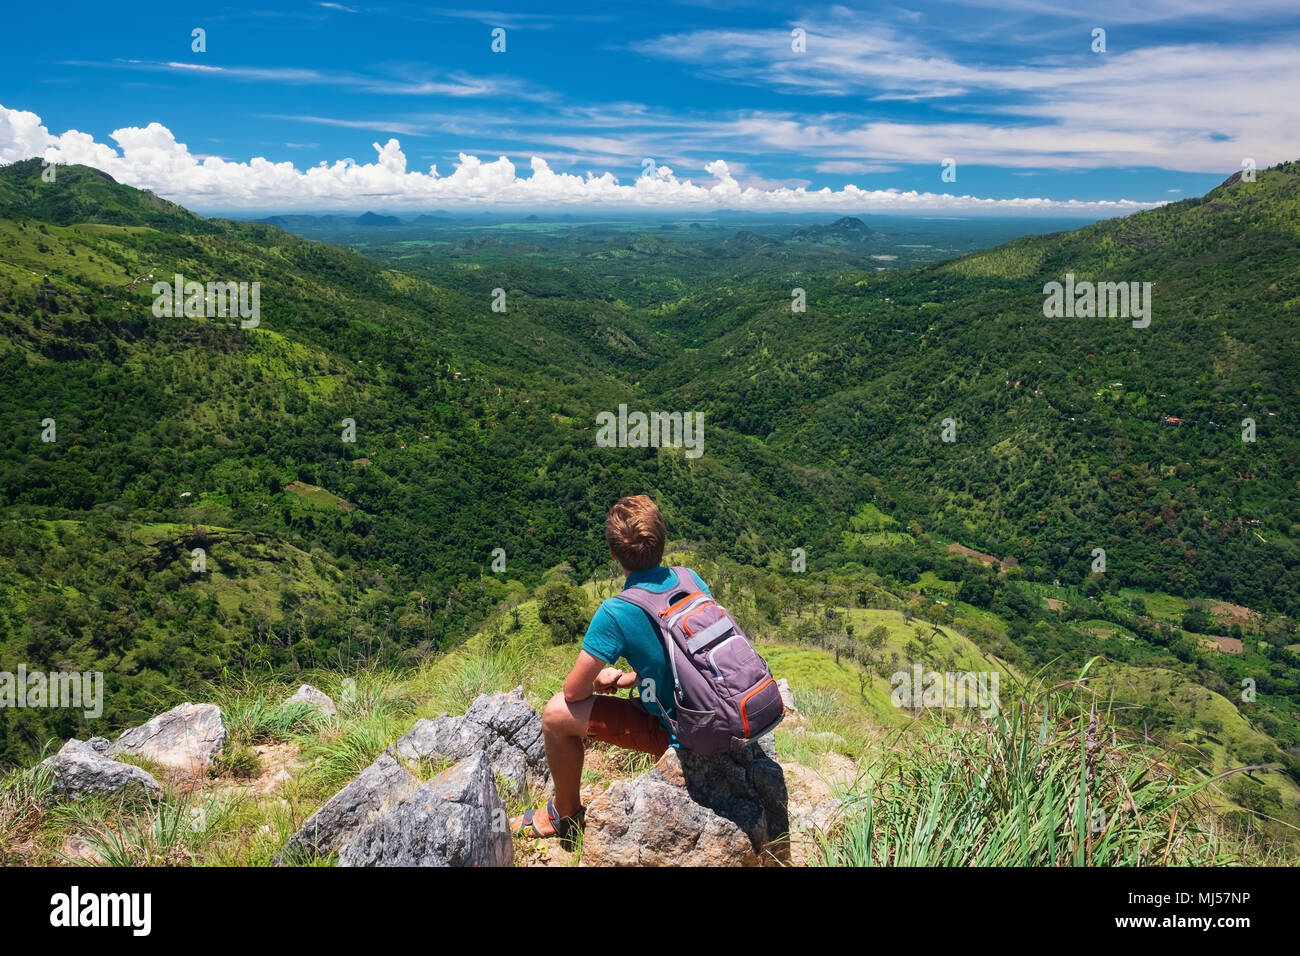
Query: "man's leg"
517 694 670 838
541 692 595 825
510 692 593 837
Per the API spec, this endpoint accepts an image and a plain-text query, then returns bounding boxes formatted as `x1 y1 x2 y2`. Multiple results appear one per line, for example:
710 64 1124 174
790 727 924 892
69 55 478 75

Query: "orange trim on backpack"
660 590 705 617
739 678 774 737
681 605 712 635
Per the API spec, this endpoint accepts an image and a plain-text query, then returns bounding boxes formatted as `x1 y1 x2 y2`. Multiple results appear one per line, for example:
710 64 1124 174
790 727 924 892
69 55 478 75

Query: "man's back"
580 565 711 731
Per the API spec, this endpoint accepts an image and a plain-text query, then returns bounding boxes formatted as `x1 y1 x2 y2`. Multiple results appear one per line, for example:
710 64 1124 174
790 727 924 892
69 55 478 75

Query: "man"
515 494 710 843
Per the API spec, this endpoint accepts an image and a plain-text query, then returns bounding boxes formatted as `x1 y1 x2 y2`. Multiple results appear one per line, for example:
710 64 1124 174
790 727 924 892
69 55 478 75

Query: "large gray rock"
275 752 415 864
581 736 790 867
109 702 226 772
390 687 547 799
338 753 511 867
776 678 798 714
285 684 337 717
41 739 161 799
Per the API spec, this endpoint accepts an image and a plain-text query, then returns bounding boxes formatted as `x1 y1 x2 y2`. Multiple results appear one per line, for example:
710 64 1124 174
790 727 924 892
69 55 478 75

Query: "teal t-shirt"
581 566 711 736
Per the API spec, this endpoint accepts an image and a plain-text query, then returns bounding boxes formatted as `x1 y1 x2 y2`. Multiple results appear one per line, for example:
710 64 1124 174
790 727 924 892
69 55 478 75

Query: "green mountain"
0 158 210 232
1 159 1297 854
642 164 1300 614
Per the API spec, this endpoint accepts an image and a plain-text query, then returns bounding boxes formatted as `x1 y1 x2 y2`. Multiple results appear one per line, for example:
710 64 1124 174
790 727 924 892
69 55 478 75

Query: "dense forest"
1 159 1296 812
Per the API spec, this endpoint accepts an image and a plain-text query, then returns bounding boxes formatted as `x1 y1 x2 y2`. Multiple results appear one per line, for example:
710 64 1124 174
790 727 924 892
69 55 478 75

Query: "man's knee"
542 691 590 738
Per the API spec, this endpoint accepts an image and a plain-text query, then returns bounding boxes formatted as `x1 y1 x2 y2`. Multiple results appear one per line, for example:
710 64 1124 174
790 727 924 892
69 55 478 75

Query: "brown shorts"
585 694 672 756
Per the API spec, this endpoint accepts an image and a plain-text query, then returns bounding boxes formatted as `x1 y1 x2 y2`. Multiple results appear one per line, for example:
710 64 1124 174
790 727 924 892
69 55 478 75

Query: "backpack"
614 567 785 755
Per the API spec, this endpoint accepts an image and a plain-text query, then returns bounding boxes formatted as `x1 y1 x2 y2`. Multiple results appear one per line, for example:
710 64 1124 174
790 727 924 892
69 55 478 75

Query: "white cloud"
939 0 1300 25
0 104 1159 214
634 27 1300 172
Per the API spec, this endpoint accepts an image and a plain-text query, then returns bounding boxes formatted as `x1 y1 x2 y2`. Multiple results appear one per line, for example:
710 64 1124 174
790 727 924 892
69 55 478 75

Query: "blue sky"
2 0 1298 214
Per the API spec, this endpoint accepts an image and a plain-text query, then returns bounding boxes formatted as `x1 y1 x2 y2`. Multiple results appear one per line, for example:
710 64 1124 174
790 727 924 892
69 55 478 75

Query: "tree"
537 581 591 644
866 624 889 652
1181 607 1212 633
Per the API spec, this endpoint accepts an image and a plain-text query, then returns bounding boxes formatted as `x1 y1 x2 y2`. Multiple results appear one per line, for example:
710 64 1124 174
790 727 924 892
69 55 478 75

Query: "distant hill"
719 230 771 251
790 216 885 244
258 213 351 230
356 211 401 226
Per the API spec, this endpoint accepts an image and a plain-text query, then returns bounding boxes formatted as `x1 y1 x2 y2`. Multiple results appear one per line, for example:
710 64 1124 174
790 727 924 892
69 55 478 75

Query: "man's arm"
563 650 638 703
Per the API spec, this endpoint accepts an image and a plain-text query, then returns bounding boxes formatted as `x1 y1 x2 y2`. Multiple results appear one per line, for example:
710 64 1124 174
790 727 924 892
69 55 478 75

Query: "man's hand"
593 668 639 694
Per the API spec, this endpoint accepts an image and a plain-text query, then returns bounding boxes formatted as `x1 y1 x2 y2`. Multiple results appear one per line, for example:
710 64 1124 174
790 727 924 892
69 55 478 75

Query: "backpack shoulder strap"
611 585 666 615
611 583 683 702
669 566 697 592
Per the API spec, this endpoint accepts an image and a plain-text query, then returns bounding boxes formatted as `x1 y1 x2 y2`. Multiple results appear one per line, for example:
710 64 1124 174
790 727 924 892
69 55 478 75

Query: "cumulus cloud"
0 104 1158 214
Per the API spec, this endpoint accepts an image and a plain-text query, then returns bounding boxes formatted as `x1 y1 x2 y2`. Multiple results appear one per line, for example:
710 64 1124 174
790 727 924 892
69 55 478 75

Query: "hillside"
1 158 1298 858
643 163 1300 619
3 558 1290 867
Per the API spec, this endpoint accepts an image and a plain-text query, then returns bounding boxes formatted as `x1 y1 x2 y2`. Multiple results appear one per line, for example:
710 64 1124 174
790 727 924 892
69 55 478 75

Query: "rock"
109 702 226 772
338 753 511 867
274 752 415 864
277 689 543 865
581 736 789 867
61 836 102 863
782 753 856 865
786 793 843 867
777 678 798 714
800 797 843 833
390 687 547 799
41 739 160 799
285 684 337 717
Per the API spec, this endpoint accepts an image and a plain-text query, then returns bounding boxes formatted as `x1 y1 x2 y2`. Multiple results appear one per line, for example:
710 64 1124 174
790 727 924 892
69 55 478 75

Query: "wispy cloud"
264 114 430 136
815 160 904 174
64 58 547 101
630 23 1300 171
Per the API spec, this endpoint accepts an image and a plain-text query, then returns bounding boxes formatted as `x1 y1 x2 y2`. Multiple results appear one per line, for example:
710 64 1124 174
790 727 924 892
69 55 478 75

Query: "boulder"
581 736 789 867
338 753 511 867
777 678 798 714
41 739 161 799
275 752 415 864
390 687 547 799
109 702 226 772
285 684 337 717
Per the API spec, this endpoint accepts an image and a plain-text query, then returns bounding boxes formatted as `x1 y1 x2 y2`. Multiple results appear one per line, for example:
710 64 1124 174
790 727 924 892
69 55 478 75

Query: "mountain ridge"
1 159 1297 855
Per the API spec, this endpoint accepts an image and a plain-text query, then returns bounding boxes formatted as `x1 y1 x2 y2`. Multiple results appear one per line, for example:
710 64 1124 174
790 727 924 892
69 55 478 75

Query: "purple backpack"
615 567 785 754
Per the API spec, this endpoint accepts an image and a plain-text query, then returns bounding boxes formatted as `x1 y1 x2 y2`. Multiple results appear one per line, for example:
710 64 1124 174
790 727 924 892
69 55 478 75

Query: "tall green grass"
814 660 1268 866
0 760 54 861
63 787 242 867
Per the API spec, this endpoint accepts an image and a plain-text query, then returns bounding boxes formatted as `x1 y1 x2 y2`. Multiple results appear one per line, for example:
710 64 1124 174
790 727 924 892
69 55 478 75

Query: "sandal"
518 798 585 849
